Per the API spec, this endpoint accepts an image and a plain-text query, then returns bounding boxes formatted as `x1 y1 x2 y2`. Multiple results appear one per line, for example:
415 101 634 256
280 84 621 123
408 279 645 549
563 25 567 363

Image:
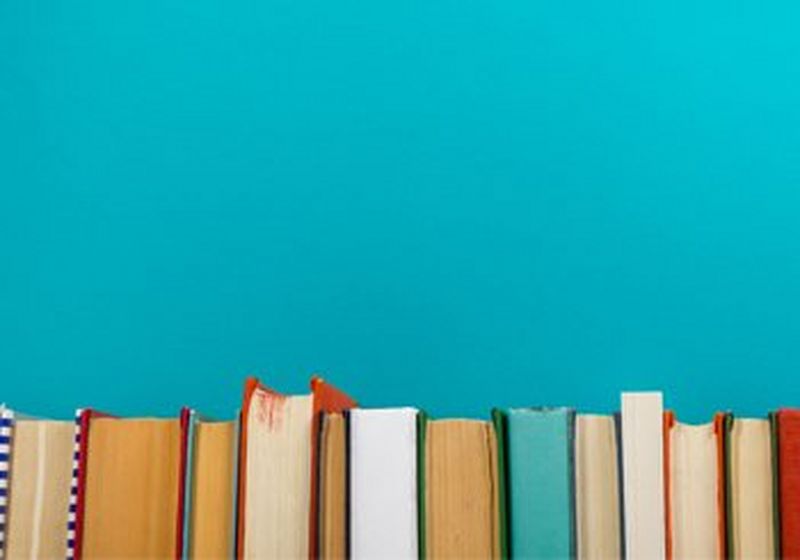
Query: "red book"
777 409 800 558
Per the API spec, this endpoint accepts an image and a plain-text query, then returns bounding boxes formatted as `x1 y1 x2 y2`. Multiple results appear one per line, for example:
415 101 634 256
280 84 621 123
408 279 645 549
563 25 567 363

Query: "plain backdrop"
3 0 800 422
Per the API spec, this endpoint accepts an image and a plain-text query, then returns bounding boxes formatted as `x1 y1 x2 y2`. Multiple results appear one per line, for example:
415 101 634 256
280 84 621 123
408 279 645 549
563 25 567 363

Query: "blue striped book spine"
0 408 14 560
65 409 83 560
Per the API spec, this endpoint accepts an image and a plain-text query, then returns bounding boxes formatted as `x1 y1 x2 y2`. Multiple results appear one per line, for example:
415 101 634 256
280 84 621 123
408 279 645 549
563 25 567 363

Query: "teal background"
2 0 800 422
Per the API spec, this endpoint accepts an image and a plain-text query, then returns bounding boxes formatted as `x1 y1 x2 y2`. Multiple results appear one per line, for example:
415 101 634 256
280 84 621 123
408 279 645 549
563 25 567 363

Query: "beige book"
620 392 665 559
243 391 313 558
82 418 181 559
5 420 73 560
319 413 346 560
575 414 621 560
669 421 722 558
425 419 500 559
189 420 236 559
728 418 776 558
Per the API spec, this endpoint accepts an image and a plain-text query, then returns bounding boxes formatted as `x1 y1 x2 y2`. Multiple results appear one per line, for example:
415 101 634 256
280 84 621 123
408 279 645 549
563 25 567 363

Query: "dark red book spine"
778 409 800 558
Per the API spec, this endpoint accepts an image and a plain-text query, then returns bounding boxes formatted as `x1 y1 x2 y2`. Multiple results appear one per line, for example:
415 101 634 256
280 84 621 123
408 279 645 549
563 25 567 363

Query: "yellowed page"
320 413 346 559
189 420 235 559
6 420 74 560
82 418 180 559
426 419 499 559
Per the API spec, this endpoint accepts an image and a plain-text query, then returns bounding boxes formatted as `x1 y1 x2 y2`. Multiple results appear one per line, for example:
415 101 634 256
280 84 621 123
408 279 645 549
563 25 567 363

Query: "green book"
504 407 575 559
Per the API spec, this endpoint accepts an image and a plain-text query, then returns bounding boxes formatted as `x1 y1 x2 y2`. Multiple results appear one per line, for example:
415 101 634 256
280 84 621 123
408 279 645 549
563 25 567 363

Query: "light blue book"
506 407 575 559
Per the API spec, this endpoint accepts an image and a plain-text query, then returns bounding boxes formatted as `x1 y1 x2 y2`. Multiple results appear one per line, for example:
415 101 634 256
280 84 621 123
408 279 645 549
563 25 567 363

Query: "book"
503 407 575 559
725 415 777 558
237 376 355 559
4 419 73 559
79 408 191 559
66 408 112 560
620 391 666 559
186 416 239 559
0 406 13 560
421 415 501 559
349 408 418 560
574 414 622 559
319 412 346 559
664 412 726 559
776 409 800 558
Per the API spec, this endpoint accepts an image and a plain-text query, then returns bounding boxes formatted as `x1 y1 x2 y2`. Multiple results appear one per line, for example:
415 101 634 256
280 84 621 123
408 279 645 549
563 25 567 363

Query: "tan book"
423 417 500 559
575 414 621 560
188 419 237 559
319 412 346 560
81 415 185 559
5 420 73 560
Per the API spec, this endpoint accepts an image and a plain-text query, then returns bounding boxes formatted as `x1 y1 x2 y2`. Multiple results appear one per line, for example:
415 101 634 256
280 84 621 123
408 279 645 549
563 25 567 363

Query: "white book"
350 408 418 560
621 392 665 559
575 414 621 560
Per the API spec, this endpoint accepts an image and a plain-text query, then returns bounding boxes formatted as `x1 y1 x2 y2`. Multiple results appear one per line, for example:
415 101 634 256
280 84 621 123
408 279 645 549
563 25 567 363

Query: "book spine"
0 408 13 560
65 409 83 560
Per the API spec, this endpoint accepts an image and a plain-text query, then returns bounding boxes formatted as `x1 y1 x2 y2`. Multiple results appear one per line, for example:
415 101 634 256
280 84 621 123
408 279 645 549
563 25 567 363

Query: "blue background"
2 0 800 422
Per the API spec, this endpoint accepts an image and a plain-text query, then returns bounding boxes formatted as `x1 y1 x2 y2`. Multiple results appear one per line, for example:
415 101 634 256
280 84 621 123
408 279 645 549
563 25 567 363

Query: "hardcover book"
664 412 726 559
186 415 239 559
237 376 355 559
79 409 191 559
420 414 502 559
725 415 777 558
574 414 622 559
349 408 418 560
775 409 800 558
620 392 666 559
503 407 575 559
4 419 73 559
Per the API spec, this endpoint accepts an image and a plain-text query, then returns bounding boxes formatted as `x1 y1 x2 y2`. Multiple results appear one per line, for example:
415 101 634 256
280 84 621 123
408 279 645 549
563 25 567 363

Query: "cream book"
725 416 777 559
5 419 73 560
237 377 355 559
349 408 418 560
620 391 665 559
665 412 726 559
574 414 621 559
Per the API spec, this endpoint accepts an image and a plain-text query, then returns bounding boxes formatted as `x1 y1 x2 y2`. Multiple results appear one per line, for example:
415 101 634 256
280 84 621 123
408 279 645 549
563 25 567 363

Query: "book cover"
503 407 575 559
349 408 418 560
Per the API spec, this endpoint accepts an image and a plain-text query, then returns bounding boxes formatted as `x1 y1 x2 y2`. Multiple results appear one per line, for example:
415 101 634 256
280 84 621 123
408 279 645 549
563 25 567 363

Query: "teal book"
505 407 576 559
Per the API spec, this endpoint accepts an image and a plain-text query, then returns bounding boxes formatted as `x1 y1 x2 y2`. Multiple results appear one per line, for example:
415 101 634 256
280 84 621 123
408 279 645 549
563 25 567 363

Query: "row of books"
0 377 797 559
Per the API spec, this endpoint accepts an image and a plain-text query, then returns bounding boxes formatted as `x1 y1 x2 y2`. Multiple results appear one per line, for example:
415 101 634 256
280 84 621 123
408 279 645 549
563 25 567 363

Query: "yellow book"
81 412 188 559
188 418 237 559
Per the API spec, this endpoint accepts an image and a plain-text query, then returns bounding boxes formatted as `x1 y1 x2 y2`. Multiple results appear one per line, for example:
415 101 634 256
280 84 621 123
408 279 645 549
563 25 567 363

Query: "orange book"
663 411 726 560
236 376 356 559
